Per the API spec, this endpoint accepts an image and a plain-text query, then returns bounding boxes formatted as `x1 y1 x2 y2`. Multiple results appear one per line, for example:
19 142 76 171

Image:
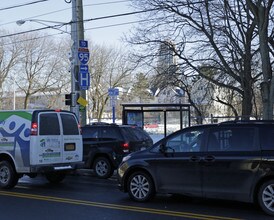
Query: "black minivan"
118 121 274 216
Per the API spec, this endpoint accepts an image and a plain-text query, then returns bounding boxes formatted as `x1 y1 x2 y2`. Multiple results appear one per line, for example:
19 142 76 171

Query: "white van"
0 109 83 188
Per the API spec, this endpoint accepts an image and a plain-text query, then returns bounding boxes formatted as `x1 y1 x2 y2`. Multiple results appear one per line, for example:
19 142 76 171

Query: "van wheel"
258 180 274 216
127 171 155 202
0 161 18 189
45 172 66 184
93 157 114 179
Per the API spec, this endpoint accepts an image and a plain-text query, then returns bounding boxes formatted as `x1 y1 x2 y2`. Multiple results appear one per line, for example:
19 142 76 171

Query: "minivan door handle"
203 155 215 162
189 156 201 162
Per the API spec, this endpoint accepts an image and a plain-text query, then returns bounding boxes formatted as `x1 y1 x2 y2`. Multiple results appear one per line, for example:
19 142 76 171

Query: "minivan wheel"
127 171 155 202
0 161 18 189
93 157 114 179
258 180 274 216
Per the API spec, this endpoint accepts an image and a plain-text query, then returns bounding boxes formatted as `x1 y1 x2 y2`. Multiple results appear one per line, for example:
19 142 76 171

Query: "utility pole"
77 0 87 126
71 0 87 125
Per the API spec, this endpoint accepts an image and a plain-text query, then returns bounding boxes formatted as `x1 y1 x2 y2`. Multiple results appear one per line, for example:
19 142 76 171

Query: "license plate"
65 143 75 151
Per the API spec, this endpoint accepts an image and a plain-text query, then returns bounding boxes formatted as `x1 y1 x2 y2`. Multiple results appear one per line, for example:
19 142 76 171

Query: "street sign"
77 96 88 106
108 88 119 96
79 40 88 48
78 50 89 65
80 64 88 73
79 71 90 90
110 96 117 107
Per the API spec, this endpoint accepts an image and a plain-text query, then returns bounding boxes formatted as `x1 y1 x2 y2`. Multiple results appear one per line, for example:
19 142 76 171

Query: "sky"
0 0 137 47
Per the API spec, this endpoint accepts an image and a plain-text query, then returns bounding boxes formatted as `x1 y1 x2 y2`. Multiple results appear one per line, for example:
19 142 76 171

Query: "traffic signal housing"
65 93 72 106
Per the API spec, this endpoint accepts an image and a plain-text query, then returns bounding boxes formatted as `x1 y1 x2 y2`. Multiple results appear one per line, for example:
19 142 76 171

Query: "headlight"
122 155 131 162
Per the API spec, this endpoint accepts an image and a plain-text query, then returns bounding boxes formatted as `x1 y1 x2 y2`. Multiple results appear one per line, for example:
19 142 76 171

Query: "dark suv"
82 123 153 179
118 121 274 216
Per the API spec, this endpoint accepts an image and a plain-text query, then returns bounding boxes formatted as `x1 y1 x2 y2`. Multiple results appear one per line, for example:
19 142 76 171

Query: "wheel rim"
130 174 150 199
95 160 108 176
262 184 274 212
0 166 10 184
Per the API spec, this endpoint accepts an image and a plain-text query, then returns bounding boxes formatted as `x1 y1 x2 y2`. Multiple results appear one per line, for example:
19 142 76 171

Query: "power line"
1 19 146 46
0 0 130 28
0 23 71 39
0 8 156 39
0 0 49 11
85 0 130 7
0 2 188 39
85 19 145 31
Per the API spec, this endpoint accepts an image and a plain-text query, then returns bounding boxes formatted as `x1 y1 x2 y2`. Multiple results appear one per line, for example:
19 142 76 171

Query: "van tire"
0 161 18 189
45 172 66 184
93 157 114 179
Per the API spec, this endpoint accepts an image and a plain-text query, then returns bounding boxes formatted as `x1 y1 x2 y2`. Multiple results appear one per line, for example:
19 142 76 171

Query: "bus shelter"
121 103 191 140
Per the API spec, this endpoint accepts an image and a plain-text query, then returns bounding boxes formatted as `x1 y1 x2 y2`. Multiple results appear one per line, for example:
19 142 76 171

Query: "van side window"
165 129 205 152
39 113 60 135
61 113 79 135
260 125 274 150
208 127 256 151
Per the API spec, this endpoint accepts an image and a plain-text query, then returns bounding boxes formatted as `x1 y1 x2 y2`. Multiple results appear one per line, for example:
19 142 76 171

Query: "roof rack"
219 120 274 124
87 122 118 126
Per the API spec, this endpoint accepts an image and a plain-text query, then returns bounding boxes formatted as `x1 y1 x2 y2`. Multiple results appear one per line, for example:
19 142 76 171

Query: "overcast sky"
0 0 136 46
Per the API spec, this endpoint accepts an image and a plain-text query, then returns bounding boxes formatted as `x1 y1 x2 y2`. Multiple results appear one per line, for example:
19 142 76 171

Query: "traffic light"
65 93 72 106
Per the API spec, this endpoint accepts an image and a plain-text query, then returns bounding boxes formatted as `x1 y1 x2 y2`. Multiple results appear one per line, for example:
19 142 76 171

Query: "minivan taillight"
31 122 38 136
121 142 129 153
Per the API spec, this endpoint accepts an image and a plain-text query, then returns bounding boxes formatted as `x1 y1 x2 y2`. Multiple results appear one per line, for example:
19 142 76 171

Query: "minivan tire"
258 179 274 216
93 157 114 179
127 171 155 202
0 161 18 189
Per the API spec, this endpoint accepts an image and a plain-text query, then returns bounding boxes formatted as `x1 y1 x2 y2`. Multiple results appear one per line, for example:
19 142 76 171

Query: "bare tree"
13 33 69 109
0 31 21 107
87 44 133 121
246 0 274 119
128 0 265 119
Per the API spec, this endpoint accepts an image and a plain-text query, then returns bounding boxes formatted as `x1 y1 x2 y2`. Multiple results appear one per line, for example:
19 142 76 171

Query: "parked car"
82 123 153 179
118 120 274 216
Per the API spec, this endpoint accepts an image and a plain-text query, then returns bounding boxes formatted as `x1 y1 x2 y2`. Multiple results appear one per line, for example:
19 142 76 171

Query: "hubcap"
262 184 274 212
0 166 9 184
130 174 149 199
96 161 108 176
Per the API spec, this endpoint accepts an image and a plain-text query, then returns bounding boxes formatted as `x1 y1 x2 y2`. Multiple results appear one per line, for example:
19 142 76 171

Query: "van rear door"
30 111 63 165
60 112 82 163
30 111 82 166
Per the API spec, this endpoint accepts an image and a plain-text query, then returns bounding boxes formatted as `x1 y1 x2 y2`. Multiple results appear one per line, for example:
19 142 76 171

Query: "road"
0 170 272 220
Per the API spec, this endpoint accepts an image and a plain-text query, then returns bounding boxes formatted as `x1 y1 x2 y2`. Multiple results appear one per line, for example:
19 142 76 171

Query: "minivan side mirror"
159 143 167 153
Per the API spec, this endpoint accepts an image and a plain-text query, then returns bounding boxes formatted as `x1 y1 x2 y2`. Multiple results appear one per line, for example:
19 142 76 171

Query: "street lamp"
16 19 70 34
